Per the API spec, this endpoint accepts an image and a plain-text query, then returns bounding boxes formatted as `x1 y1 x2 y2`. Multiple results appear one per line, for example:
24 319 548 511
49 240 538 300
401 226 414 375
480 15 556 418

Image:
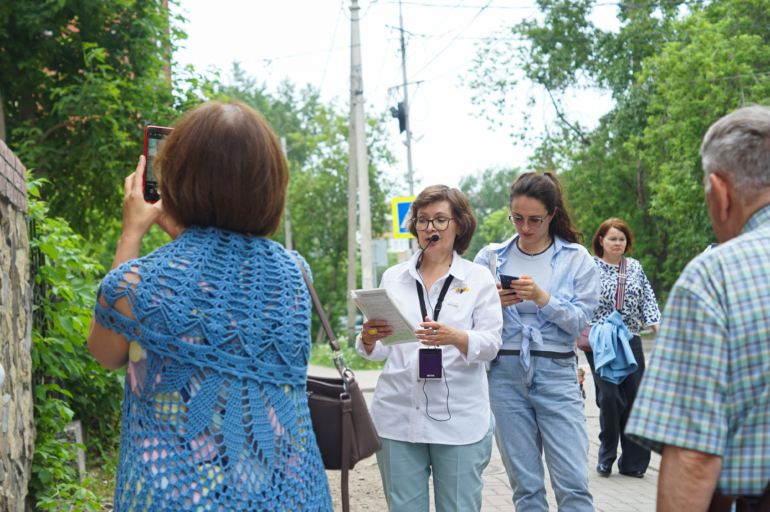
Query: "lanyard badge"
416 276 454 381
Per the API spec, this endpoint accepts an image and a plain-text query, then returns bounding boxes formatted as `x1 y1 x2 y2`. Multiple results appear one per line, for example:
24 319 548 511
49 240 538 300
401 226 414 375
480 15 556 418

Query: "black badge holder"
416 276 454 381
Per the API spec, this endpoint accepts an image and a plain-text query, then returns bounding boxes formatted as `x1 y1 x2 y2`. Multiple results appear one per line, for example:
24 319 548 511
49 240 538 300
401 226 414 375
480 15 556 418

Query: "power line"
409 0 494 79
319 5 345 92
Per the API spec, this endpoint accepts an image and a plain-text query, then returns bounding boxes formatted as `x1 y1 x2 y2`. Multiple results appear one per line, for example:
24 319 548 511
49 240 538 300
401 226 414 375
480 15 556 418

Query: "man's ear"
708 173 732 224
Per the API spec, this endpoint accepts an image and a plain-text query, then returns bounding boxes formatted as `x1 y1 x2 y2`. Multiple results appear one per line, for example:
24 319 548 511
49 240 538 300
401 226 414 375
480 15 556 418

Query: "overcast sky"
174 0 621 198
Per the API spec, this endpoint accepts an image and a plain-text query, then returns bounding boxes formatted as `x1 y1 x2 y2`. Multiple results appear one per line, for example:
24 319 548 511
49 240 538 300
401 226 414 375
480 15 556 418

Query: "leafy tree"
0 0 186 237
467 0 770 300
211 65 395 341
28 178 117 510
458 166 519 259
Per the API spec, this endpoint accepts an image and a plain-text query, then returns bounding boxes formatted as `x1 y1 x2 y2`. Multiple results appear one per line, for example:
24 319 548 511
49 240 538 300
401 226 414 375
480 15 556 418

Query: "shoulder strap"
489 250 498 278
290 253 341 352
615 256 627 312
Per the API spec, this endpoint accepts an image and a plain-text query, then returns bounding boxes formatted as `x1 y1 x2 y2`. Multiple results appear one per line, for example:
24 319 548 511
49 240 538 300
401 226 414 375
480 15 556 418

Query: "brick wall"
0 141 27 214
0 139 33 512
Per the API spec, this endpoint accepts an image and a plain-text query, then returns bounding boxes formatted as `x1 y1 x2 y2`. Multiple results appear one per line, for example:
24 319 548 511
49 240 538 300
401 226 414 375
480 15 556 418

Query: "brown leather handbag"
291 255 382 512
709 481 770 512
578 256 628 351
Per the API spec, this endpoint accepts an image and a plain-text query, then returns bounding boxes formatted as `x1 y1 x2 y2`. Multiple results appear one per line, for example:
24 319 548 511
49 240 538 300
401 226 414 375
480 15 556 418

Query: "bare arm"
87 156 177 370
657 445 722 512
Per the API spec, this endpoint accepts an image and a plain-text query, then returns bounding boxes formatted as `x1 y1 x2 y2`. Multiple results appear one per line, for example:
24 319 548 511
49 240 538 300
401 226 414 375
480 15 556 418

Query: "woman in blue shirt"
584 218 660 479
475 172 600 512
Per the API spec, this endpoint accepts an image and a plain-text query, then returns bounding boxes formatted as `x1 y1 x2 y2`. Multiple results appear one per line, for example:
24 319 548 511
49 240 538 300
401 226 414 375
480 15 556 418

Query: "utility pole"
399 0 414 198
346 116 358 345
398 0 419 253
348 0 375 344
281 137 293 252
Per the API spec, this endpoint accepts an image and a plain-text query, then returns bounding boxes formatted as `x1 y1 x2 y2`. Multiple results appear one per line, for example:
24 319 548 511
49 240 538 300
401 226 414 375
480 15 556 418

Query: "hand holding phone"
500 274 519 290
143 125 173 203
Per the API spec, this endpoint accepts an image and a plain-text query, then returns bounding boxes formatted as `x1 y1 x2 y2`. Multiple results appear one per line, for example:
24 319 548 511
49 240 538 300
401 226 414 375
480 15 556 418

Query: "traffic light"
390 102 406 133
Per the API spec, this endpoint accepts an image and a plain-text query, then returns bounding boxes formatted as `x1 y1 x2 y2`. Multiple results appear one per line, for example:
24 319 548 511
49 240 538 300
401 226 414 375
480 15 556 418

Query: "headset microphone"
416 235 441 270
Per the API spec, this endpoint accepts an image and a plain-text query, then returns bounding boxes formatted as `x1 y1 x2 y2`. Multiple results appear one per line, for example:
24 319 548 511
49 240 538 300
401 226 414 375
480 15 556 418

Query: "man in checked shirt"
626 106 770 512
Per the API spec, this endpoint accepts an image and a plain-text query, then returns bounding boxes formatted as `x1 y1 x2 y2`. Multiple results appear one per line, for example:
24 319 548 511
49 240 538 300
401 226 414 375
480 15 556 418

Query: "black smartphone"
500 274 519 290
419 348 442 380
143 125 173 203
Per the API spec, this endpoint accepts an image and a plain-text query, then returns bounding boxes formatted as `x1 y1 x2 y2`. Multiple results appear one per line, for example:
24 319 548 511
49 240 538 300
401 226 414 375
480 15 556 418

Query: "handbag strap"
290 253 341 352
341 397 353 512
615 256 627 312
291 252 355 512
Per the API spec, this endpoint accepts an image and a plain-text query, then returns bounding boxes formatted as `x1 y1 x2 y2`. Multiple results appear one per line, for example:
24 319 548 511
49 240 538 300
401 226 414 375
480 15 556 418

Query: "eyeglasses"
508 214 547 229
413 217 455 231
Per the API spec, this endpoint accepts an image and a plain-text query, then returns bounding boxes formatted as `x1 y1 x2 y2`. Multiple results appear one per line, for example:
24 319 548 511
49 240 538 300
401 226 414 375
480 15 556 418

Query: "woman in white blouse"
357 185 503 512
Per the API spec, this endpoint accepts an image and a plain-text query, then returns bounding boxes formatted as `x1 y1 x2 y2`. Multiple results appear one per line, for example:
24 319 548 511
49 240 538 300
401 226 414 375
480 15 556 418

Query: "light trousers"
377 423 493 512
489 354 594 512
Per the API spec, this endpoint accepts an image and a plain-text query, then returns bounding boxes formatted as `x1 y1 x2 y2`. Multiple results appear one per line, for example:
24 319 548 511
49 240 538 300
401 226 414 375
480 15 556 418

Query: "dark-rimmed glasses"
413 217 455 231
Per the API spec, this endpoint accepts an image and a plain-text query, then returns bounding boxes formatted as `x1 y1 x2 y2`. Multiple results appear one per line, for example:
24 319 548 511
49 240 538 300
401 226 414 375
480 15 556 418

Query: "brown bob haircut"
407 185 476 255
592 218 634 257
156 100 288 236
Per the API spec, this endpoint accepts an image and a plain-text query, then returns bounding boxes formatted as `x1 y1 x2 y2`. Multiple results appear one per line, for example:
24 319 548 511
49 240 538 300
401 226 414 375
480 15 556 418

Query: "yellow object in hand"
368 328 378 336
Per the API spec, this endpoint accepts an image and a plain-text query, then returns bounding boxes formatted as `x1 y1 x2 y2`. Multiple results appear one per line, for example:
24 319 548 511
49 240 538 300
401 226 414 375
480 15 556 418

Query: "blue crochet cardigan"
95 226 332 512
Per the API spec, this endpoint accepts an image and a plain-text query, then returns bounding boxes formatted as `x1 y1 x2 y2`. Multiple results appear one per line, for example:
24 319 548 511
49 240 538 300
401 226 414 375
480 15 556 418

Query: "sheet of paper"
350 288 418 345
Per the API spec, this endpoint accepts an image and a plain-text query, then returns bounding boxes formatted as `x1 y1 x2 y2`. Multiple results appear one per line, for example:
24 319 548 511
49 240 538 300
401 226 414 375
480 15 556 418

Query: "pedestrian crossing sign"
391 196 416 239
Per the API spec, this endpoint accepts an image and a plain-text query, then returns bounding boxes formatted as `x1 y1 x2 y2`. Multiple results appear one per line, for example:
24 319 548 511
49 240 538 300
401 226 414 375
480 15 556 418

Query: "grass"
309 342 386 371
87 450 119 509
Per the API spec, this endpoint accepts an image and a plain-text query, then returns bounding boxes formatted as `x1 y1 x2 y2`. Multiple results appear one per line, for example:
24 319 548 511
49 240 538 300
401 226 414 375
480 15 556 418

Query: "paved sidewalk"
311 361 659 511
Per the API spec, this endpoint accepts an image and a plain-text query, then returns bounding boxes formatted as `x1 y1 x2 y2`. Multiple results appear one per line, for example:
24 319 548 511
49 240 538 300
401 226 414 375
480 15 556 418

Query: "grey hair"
701 106 770 199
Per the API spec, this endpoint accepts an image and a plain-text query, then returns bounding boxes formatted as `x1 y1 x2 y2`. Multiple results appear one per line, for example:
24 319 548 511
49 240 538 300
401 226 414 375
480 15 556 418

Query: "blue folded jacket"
588 310 637 384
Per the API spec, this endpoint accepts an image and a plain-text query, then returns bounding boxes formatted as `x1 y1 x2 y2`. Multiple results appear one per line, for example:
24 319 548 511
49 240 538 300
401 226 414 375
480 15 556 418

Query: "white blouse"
356 251 503 445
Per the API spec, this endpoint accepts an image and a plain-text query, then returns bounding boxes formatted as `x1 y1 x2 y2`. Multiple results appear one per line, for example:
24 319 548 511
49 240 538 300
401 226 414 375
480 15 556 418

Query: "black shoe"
620 471 644 479
596 464 611 477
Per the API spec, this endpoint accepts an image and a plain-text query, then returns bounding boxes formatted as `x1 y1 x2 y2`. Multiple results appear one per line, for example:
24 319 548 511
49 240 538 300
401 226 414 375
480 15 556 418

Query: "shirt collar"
741 203 770 235
400 249 466 282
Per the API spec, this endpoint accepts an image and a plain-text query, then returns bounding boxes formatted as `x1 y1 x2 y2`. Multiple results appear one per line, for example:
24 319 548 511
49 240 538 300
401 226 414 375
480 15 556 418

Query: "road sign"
391 196 416 239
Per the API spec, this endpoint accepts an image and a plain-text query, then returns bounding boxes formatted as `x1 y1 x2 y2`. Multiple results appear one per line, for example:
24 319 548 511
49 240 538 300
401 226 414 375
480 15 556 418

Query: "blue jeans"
377 423 494 512
489 354 593 511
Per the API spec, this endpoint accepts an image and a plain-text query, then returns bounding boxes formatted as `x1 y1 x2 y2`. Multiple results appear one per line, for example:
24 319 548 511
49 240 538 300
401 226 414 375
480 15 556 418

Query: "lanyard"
416 275 455 322
615 256 627 312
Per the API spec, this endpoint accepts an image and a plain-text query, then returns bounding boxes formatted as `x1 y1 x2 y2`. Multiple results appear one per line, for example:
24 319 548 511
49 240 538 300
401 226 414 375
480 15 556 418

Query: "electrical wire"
409 0 494 79
319 5 345 93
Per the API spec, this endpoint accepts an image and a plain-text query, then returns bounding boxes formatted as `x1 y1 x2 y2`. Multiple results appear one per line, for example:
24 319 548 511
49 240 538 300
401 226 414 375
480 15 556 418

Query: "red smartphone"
143 125 173 203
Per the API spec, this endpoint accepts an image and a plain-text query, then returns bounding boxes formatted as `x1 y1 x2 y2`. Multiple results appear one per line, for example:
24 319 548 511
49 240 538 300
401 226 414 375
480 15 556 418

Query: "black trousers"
584 336 651 473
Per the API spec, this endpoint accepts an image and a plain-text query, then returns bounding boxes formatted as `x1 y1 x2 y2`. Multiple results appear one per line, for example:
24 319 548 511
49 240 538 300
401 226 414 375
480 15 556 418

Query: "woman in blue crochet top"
87 101 333 511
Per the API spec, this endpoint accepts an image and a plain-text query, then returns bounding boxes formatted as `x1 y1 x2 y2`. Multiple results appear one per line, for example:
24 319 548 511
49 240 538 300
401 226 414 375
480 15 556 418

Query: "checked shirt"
626 204 770 496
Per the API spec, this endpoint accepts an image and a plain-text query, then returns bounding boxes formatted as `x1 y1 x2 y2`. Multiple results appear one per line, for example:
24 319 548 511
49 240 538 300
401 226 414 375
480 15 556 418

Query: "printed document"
350 288 418 345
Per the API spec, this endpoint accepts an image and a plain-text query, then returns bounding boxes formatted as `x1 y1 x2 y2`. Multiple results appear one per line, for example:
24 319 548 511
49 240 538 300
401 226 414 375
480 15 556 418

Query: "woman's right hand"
497 282 522 308
121 156 163 243
361 320 393 349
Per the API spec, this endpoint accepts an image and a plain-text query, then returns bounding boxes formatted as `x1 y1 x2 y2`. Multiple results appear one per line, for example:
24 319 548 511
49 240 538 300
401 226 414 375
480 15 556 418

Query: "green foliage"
309 342 386 371
28 178 120 510
468 0 770 301
459 166 519 259
0 0 188 238
211 64 395 340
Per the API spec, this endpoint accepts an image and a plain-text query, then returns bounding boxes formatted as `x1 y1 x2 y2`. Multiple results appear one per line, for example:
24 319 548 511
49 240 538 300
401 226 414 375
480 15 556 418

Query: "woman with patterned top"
584 218 661 480
87 101 333 511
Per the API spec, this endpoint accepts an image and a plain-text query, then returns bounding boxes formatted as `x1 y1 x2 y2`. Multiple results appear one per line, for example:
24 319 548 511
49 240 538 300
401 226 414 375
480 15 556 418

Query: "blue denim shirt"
474 234 600 370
